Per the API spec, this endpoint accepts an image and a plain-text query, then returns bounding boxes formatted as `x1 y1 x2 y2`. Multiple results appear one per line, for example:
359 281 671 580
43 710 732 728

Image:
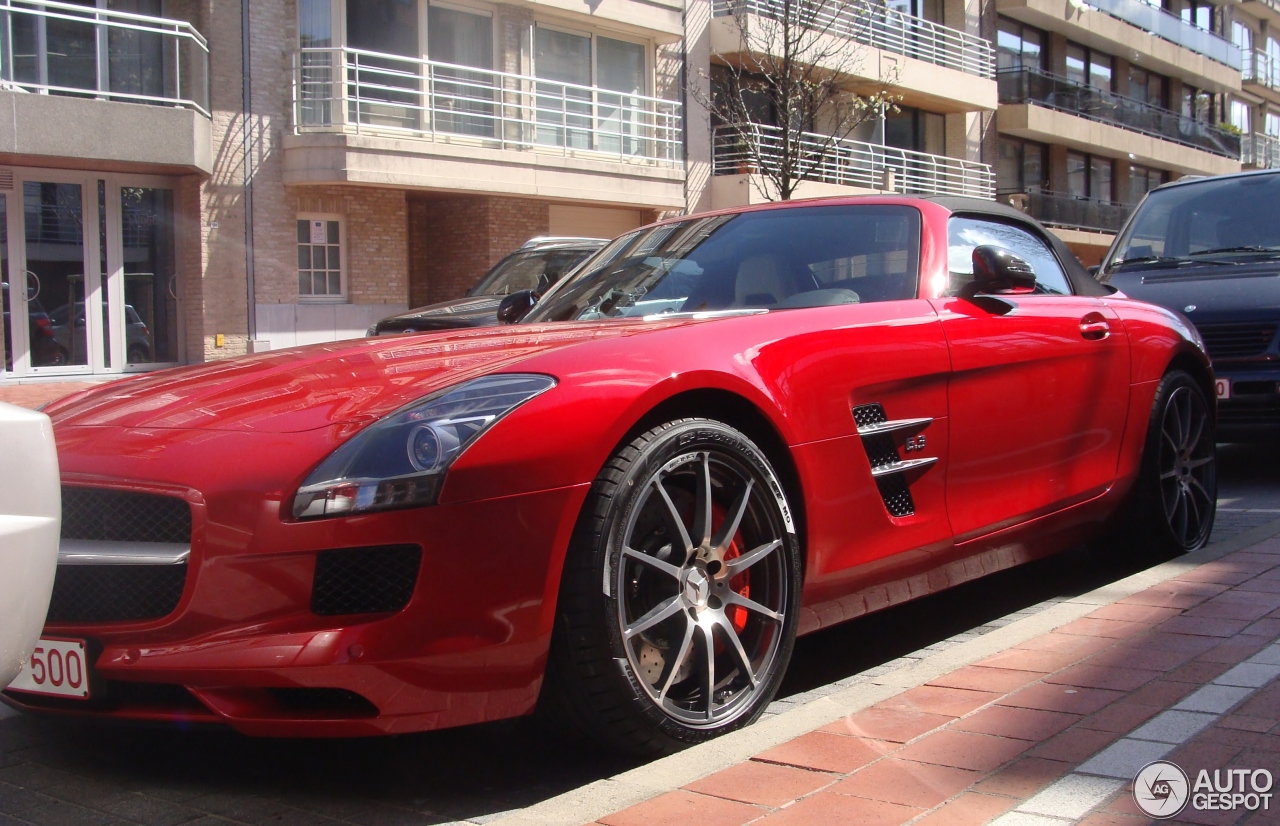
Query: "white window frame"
296 213 348 304
531 21 652 96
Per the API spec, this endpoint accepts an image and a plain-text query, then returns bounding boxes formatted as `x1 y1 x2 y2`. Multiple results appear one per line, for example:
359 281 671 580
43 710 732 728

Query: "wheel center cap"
683 568 711 608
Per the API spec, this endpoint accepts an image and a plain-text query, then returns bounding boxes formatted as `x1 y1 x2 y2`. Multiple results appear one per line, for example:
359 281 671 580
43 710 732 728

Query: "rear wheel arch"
1166 349 1216 422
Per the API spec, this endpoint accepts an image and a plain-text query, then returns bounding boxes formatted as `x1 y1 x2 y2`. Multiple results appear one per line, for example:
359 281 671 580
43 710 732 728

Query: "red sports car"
3 196 1216 755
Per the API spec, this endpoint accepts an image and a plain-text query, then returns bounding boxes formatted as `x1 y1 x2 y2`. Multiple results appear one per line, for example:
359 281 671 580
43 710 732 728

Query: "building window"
297 217 344 300
1181 0 1217 33
1128 66 1166 109
1067 151 1114 202
1231 99 1253 135
1182 85 1216 123
1066 42 1113 93
885 106 945 155
1233 21 1254 55
1128 164 1168 204
997 18 1045 71
1268 111 1280 137
998 137 1047 192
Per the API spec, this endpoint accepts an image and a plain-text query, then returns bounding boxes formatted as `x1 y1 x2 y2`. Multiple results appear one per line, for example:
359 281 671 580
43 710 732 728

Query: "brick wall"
296 187 409 306
408 196 550 306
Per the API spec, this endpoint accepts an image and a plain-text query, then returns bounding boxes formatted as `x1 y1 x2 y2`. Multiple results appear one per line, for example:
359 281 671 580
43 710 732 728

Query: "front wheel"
540 418 801 755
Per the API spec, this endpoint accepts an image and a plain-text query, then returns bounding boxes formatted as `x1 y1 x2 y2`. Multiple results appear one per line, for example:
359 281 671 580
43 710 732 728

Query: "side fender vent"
851 403 934 518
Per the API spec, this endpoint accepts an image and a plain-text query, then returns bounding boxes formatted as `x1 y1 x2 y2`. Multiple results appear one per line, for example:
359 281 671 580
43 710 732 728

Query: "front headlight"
292 374 555 519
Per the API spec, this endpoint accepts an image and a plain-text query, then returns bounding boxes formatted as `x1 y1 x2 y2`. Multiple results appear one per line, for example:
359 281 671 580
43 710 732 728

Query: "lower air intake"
312 544 423 616
47 564 187 623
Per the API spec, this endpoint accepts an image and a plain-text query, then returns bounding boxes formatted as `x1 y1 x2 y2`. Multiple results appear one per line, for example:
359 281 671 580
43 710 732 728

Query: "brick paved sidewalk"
591 540 1280 826
0 381 105 410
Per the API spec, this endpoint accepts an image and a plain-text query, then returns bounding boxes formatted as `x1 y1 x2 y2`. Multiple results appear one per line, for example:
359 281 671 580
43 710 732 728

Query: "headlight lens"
292 374 555 519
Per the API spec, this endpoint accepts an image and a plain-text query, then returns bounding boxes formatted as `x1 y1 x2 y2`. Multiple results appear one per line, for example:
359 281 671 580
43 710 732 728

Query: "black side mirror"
497 289 539 324
972 245 1036 295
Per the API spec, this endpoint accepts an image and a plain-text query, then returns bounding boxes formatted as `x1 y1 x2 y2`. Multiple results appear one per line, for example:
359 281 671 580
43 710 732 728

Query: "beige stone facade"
0 0 682 378
994 0 1246 263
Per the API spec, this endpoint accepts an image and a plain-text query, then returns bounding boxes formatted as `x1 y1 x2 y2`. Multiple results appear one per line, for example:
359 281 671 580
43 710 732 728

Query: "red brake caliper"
715 502 751 634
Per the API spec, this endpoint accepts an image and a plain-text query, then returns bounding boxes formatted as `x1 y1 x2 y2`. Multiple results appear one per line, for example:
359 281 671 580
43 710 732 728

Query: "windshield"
1103 173 1280 275
526 205 921 323
472 246 600 296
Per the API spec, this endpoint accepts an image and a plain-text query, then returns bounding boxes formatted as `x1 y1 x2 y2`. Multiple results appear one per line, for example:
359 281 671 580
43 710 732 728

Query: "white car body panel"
0 402 59 688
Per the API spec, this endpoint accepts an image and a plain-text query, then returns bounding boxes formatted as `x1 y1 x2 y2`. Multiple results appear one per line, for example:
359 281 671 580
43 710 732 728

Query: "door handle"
1080 313 1110 341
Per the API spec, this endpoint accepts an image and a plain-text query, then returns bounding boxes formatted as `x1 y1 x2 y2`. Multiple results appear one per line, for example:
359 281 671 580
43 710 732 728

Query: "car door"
932 215 1131 542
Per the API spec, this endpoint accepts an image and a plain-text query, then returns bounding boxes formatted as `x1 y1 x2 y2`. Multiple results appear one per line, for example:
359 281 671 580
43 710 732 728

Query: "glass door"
20 178 97 373
115 184 179 366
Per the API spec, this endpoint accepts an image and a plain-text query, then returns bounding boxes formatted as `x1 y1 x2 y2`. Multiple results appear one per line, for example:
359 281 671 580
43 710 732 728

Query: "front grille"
312 544 422 616
1197 322 1279 361
1219 399 1280 427
47 564 187 623
62 487 192 544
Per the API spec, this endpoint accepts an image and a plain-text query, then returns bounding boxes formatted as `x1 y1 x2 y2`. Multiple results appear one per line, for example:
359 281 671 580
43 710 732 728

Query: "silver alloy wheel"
1158 384 1215 549
615 449 788 728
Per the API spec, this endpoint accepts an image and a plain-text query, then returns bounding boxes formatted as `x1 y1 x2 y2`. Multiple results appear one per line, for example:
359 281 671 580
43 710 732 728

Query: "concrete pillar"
686 0 714 214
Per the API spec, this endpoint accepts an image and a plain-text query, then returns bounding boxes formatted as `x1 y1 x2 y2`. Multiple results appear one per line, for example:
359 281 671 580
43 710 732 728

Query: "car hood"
372 296 503 333
47 321 668 433
1106 261 1280 321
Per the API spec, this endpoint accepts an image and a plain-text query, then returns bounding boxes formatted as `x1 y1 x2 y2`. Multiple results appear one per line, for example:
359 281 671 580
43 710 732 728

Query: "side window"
947 216 1072 296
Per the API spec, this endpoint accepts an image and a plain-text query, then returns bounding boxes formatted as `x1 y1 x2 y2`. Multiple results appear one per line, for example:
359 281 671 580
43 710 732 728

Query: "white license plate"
6 638 90 699
1216 378 1231 400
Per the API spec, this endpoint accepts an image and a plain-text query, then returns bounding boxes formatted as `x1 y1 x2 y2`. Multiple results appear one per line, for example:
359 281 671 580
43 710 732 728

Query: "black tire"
1111 369 1217 559
127 346 149 364
539 418 802 755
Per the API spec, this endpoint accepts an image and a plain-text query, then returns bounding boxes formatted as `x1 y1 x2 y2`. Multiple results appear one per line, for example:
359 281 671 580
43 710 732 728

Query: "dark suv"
369 236 607 336
1099 168 1280 440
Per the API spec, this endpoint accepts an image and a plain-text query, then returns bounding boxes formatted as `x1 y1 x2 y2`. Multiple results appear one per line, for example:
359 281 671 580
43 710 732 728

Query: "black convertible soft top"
926 196 1112 297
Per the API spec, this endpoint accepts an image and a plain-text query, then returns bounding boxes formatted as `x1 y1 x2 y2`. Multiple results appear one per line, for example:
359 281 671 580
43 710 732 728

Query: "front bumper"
1216 364 1280 441
2 482 590 737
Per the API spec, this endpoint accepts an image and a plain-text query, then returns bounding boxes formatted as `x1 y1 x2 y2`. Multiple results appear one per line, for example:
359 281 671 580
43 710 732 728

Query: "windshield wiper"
1188 245 1280 257
1111 252 1239 272
641 309 769 321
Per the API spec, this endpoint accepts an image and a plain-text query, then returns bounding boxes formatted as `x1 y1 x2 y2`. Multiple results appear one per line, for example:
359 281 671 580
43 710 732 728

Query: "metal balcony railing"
0 0 208 115
1081 0 1240 69
712 0 994 78
998 188 1132 233
292 47 682 166
1242 133 1280 168
998 68 1241 159
1244 48 1280 90
713 122 995 198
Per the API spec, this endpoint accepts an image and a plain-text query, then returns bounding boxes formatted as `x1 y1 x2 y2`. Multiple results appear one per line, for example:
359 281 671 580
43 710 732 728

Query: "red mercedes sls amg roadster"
3 197 1217 755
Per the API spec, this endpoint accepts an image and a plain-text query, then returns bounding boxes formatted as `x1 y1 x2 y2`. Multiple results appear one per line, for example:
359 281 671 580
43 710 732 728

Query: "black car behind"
369 236 606 336
1100 169 1280 440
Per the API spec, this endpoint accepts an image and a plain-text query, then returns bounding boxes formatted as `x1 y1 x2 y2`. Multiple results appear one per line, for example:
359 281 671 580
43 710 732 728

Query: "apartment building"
686 0 1000 211
1232 0 1280 170
0 0 683 380
993 0 1243 264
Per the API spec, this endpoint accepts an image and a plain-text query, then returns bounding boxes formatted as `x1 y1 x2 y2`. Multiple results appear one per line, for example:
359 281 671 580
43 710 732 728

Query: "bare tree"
696 0 900 201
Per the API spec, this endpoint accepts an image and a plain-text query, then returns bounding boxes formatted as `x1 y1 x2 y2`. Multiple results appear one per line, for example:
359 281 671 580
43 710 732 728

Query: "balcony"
712 123 995 199
998 68 1240 159
998 189 1132 233
292 48 681 166
0 0 208 112
0 0 210 173
1244 49 1280 94
711 0 995 79
1242 133 1280 169
1078 0 1239 69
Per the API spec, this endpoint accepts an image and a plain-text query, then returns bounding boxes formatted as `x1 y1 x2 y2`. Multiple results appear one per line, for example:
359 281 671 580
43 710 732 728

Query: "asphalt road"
0 442 1277 826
